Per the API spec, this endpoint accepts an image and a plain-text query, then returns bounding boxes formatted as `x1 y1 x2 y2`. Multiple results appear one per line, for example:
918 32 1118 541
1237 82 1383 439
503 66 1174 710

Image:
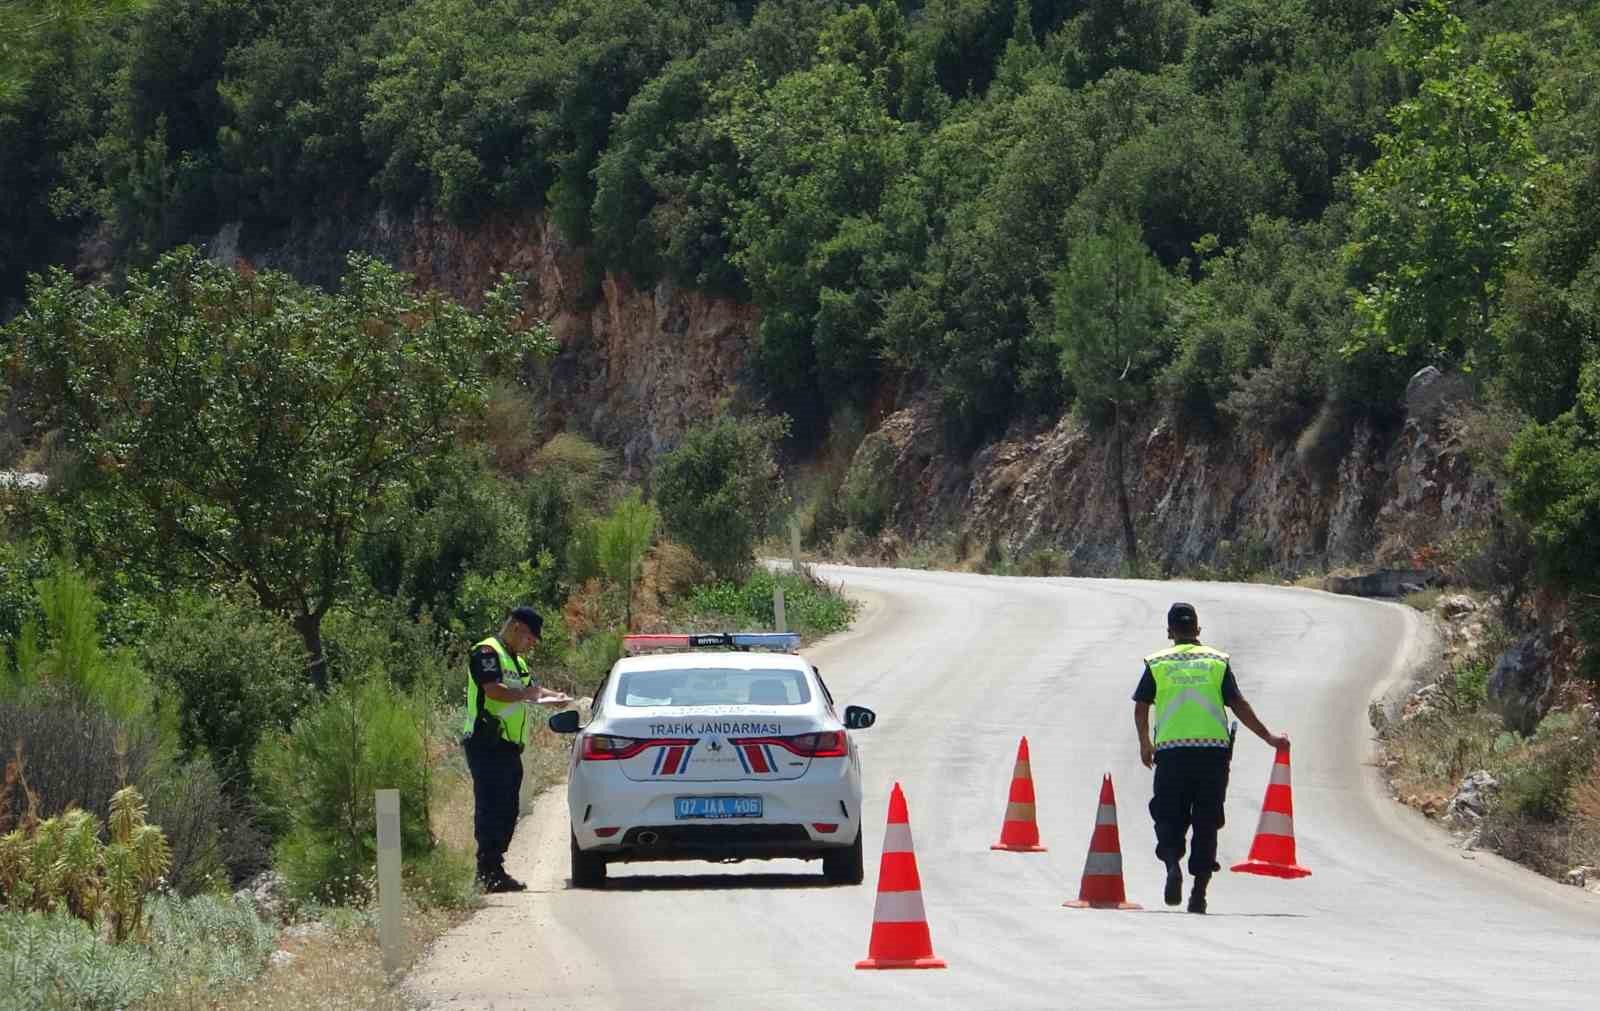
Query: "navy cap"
1167 602 1199 629
508 606 543 637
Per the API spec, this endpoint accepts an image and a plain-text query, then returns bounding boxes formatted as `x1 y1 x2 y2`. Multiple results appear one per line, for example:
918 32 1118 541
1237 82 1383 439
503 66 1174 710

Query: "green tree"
1343 0 1542 365
596 489 658 630
1051 217 1174 568
5 248 551 689
0 0 146 99
655 414 790 581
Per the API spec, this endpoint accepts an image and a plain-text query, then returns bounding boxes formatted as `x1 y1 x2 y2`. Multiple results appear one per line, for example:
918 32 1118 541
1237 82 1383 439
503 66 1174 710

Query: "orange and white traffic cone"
1063 773 1141 910
856 782 947 970
1231 746 1311 878
991 736 1047 852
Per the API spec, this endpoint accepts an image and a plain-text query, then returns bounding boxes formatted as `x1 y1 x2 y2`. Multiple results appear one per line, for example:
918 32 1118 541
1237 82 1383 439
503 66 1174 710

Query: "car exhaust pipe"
637 830 660 846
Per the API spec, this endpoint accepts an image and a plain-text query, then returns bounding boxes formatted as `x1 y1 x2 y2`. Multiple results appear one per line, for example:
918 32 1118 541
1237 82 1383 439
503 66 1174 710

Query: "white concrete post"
789 517 802 572
376 788 404 975
773 585 787 634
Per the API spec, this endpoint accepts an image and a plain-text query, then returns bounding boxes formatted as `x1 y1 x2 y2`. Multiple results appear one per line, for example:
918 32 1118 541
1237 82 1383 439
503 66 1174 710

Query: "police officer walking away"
1132 602 1289 914
464 606 572 892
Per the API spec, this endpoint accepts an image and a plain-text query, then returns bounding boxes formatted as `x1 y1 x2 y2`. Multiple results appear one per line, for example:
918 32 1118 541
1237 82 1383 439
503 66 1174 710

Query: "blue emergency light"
623 632 801 654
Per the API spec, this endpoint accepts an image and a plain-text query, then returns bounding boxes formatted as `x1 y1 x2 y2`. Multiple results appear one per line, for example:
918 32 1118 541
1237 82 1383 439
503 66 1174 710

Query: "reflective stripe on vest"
1146 643 1230 750
463 637 533 746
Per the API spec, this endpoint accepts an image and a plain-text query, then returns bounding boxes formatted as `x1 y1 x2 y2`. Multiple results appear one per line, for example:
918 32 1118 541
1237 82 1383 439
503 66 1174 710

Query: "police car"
547 632 875 887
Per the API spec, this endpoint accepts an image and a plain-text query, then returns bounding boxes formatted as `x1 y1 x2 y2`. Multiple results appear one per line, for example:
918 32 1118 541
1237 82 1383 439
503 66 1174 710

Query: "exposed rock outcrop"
851 369 1497 577
210 207 756 477
1488 632 1556 735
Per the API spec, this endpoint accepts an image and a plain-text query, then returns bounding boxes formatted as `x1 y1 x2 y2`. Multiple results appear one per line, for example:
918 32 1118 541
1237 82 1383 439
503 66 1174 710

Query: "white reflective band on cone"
1270 764 1293 786
883 823 915 853
1004 802 1036 821
1095 804 1118 825
871 889 929 924
1013 761 1032 778
1082 851 1122 876
1257 812 1294 837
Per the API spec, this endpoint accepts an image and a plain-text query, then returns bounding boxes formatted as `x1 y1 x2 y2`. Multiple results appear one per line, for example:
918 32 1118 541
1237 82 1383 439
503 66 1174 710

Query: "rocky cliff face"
853 366 1499 577
210 207 1497 576
211 206 757 476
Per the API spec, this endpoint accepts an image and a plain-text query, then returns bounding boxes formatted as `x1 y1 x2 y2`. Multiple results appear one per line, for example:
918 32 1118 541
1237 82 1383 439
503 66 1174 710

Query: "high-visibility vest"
463 637 532 746
1146 643 1231 750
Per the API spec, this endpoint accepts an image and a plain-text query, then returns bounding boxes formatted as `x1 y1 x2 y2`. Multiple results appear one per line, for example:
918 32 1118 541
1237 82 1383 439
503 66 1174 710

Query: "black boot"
1164 861 1183 907
1187 873 1209 914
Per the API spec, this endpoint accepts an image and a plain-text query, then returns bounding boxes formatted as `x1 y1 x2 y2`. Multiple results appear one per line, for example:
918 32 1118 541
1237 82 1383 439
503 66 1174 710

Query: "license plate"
674 796 763 820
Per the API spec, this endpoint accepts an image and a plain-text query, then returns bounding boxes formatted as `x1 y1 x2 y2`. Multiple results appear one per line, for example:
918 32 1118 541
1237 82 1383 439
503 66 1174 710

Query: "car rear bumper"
569 755 861 860
590 823 856 862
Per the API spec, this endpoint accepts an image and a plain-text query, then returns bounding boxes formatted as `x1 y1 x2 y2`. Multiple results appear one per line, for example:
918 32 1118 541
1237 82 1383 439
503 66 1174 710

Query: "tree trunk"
1112 399 1139 571
293 611 328 692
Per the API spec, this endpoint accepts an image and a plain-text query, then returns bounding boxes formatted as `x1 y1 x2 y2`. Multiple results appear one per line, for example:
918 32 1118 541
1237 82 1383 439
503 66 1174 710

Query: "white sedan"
547 633 875 887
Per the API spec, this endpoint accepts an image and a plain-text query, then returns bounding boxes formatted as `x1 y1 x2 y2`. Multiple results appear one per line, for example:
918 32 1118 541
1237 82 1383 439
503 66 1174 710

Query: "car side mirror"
843 705 875 730
548 710 580 734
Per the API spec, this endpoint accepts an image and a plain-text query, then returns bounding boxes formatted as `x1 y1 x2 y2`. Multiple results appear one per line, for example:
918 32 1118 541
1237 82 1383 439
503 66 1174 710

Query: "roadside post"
376 788 404 975
774 585 787 634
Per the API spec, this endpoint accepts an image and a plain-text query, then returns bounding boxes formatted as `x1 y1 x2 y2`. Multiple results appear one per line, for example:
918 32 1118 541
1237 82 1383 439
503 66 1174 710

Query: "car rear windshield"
615 668 812 708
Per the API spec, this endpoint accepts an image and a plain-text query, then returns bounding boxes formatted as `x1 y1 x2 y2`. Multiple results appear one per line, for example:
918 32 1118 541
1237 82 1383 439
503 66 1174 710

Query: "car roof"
612 651 811 674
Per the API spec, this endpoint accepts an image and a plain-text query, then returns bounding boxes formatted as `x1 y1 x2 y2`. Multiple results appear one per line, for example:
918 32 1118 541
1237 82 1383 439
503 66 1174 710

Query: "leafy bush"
679 567 856 640
252 675 433 904
138 592 308 793
655 414 790 580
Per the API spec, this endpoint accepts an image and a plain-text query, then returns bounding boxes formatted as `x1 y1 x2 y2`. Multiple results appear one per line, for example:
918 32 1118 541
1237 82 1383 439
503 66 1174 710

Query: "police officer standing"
464 605 572 893
1132 602 1289 914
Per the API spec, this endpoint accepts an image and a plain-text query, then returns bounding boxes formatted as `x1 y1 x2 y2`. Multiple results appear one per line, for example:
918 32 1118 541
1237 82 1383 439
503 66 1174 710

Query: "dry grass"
1572 758 1600 867
481 381 542 477
1404 588 1443 612
144 905 465 1011
532 433 611 481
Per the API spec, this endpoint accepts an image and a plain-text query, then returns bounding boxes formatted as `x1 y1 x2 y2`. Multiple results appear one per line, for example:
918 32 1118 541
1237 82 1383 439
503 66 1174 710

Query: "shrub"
0 696 160 826
679 567 856 640
0 786 169 943
138 591 309 793
1493 711 1598 823
567 630 624 696
2 565 153 723
841 434 897 537
596 490 658 628
252 675 434 904
655 414 791 580
403 845 478 911
0 893 275 1011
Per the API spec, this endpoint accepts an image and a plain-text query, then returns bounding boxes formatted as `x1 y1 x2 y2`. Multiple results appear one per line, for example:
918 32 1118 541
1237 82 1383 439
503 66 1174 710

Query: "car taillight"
730 731 847 758
580 735 694 760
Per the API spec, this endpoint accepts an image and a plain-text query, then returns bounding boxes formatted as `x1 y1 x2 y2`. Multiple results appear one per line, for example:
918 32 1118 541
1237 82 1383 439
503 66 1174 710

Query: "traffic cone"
1231 746 1311 879
856 782 947 970
991 736 1047 852
1063 773 1141 909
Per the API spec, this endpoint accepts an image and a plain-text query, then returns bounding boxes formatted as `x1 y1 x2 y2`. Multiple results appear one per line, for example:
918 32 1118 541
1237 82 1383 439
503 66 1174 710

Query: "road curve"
408 566 1600 1009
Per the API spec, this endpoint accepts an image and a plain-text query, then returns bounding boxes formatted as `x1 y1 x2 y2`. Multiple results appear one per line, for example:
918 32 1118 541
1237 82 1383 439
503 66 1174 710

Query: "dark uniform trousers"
1150 746 1230 877
463 733 524 878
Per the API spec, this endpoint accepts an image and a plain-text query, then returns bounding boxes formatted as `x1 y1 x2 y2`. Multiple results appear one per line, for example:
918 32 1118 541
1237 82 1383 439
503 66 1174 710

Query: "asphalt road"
408 566 1600 1009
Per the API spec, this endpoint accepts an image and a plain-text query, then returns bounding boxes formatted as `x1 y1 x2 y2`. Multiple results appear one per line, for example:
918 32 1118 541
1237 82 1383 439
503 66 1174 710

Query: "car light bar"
622 632 801 654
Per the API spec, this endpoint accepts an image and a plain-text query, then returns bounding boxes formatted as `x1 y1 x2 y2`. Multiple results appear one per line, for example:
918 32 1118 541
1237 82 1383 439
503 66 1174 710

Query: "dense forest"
0 0 1593 511
3 1 1597 567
